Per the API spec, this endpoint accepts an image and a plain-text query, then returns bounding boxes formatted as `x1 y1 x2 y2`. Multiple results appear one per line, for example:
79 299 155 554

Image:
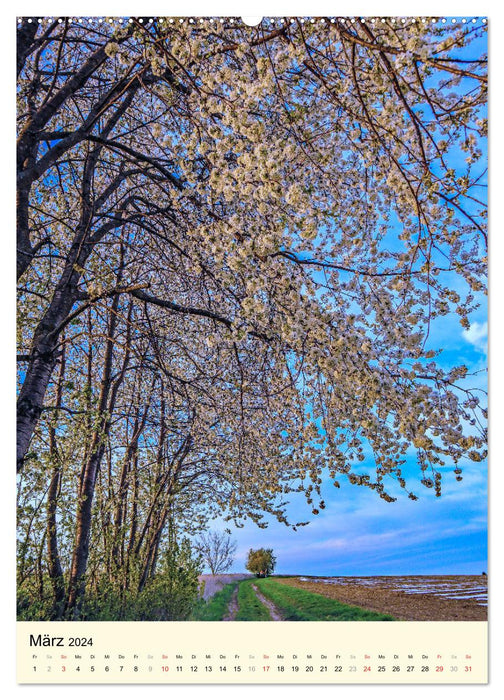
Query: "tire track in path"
222 585 239 621
252 583 283 621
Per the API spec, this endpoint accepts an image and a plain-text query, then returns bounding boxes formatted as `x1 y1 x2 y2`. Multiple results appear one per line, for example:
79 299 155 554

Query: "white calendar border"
4 0 500 697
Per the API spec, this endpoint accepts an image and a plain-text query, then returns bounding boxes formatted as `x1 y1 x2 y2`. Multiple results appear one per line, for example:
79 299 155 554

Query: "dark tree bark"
46 341 66 616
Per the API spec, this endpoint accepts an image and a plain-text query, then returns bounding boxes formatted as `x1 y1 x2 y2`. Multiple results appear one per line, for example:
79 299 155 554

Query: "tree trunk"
16 235 87 472
65 445 107 618
46 342 66 617
64 287 128 618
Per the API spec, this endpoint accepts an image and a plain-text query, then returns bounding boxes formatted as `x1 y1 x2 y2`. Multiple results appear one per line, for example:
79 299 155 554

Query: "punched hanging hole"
242 16 263 26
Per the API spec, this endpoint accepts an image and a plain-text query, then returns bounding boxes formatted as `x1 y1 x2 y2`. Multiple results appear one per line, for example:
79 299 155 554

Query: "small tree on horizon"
194 530 237 575
245 548 276 577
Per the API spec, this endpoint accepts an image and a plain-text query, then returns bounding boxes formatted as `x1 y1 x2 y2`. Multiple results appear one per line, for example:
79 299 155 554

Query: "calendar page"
15 4 488 687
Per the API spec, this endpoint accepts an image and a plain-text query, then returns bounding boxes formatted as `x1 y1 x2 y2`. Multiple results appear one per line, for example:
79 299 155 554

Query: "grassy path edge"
235 579 272 620
254 577 395 621
190 582 238 620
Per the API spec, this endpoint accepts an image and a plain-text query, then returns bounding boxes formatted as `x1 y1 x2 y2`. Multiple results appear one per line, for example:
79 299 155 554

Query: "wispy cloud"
210 461 487 575
463 321 488 352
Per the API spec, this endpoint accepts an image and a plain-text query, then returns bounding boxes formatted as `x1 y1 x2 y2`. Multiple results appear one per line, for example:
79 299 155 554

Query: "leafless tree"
195 531 238 575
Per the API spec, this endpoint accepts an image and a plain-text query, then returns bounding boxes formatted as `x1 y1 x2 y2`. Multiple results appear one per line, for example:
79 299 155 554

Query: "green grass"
254 578 395 621
190 582 238 621
235 579 272 621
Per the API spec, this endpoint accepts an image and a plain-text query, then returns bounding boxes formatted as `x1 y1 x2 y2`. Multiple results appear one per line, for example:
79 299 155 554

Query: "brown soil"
252 583 283 621
280 575 487 621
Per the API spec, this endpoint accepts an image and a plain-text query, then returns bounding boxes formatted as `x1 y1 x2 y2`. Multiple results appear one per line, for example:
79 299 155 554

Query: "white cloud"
462 321 488 352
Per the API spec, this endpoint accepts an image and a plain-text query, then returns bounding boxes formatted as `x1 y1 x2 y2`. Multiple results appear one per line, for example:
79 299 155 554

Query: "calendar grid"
17 621 488 684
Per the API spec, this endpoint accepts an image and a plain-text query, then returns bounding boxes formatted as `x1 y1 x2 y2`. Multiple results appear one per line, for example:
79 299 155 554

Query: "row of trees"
17 17 487 619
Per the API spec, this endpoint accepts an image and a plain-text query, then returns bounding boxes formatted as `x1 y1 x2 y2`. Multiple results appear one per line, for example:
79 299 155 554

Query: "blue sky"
206 456 487 576
206 457 487 576
201 291 488 576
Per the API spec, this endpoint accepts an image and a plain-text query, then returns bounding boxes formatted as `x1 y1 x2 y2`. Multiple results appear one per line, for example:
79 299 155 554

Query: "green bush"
18 537 203 621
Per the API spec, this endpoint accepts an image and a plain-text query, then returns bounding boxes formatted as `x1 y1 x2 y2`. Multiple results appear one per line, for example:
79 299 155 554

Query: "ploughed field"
290 575 488 621
193 575 487 622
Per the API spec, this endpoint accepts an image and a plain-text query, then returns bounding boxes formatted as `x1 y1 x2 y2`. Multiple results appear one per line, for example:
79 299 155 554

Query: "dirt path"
252 583 283 621
222 585 239 621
